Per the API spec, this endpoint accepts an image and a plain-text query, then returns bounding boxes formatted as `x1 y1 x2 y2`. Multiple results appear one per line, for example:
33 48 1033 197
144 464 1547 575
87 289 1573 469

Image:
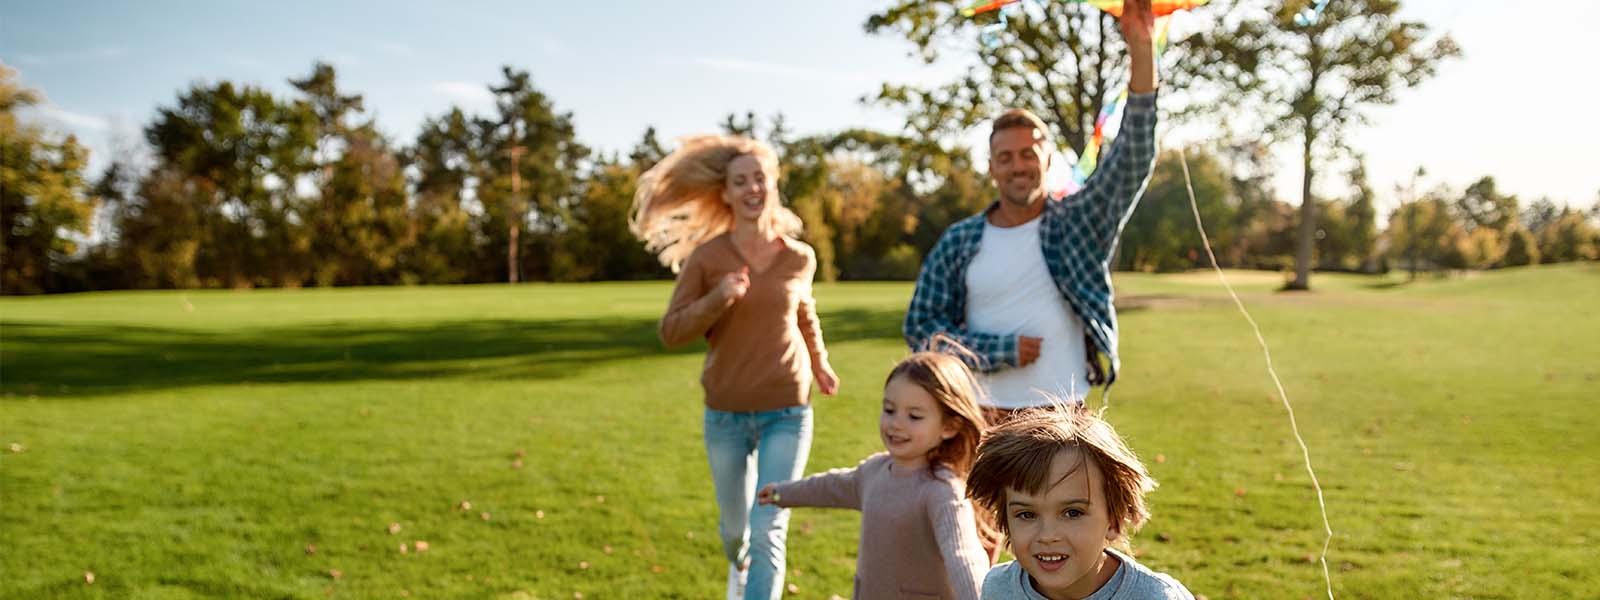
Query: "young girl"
758 349 993 600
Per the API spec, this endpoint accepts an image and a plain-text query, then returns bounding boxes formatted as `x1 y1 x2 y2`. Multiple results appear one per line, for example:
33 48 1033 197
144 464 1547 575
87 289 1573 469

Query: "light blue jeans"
703 404 814 600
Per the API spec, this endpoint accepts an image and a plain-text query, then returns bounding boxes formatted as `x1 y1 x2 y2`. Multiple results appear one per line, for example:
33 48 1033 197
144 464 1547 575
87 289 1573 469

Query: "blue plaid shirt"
903 92 1159 387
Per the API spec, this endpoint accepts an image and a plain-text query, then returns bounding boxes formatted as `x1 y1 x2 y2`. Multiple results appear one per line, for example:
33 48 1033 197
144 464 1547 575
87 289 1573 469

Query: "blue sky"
4 1 1597 215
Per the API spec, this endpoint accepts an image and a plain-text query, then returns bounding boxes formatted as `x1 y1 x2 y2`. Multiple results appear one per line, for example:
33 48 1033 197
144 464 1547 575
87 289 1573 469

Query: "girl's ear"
941 418 960 441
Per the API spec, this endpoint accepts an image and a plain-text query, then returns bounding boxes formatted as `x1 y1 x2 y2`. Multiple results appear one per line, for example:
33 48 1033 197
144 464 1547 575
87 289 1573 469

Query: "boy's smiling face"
1004 448 1120 599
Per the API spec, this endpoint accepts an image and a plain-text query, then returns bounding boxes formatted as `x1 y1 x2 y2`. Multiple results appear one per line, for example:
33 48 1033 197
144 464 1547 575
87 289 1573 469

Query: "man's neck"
987 196 1046 228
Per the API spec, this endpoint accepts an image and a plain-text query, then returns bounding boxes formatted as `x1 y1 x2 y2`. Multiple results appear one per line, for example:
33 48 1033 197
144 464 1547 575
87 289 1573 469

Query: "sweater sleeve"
771 458 867 510
926 479 989 600
1057 91 1160 257
658 249 734 349
793 245 828 365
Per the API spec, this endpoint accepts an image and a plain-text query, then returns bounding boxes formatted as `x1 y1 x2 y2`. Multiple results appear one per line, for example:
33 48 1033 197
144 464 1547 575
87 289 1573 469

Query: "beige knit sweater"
659 234 827 412
772 453 990 600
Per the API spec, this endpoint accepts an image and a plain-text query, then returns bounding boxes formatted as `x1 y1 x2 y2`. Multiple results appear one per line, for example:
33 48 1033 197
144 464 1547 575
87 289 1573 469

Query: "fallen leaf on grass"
306 544 317 555
414 541 429 553
328 569 343 580
1233 487 1247 498
459 500 472 511
481 512 492 521
1154 453 1166 464
387 522 402 535
84 571 95 584
650 565 663 574
578 561 589 570
602 545 613 555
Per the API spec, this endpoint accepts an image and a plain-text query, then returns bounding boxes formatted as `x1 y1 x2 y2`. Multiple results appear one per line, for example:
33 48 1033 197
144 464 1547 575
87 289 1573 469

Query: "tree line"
5 1 1597 295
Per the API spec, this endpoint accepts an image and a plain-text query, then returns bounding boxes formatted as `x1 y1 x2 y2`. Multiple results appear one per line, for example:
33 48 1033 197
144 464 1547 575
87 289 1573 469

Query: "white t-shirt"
965 217 1090 408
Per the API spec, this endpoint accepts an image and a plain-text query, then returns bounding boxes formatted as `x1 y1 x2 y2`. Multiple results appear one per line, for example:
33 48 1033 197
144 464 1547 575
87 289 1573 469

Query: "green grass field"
3 264 1597 599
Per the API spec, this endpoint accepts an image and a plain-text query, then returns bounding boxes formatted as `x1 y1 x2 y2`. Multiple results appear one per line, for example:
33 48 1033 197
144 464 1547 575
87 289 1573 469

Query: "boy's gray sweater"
981 548 1194 600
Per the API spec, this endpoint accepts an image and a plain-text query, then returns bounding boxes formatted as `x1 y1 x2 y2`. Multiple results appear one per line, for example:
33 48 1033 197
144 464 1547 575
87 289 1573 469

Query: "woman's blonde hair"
629 134 802 272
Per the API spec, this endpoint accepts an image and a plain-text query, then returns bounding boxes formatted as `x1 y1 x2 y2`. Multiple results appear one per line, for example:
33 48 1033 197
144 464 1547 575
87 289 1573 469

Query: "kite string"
1177 151 1336 600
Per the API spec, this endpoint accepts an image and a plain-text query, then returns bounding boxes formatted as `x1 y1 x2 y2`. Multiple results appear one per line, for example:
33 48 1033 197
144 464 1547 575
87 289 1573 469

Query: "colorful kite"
964 0 1199 190
963 0 1209 18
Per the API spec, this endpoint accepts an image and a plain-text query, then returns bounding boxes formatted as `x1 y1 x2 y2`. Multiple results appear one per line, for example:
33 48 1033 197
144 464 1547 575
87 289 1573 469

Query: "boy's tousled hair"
966 405 1157 542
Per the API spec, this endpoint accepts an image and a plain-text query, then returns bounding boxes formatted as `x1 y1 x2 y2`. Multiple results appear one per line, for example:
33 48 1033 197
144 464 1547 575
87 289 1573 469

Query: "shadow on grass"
1364 279 1415 291
1 307 906 398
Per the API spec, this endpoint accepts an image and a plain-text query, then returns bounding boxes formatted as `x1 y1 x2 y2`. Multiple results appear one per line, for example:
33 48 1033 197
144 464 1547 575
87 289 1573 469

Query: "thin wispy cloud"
14 47 127 66
684 57 881 84
26 104 111 132
429 81 495 108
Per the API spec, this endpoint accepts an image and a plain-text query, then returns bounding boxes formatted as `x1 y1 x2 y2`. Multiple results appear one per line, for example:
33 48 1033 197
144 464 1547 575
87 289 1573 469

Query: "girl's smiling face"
879 375 957 470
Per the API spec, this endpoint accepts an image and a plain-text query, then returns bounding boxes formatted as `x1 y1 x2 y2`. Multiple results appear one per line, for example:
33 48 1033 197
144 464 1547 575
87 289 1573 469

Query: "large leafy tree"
473 67 589 282
1 66 98 294
291 63 411 286
1118 147 1235 273
142 78 318 286
864 0 1137 158
407 107 481 284
1183 0 1459 289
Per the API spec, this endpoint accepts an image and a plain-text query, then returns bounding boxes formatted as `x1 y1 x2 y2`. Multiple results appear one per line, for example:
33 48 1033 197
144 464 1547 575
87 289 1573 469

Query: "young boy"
967 407 1193 599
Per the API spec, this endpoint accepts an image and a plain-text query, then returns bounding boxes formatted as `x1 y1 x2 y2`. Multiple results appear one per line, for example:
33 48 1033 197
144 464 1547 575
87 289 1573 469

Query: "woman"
631 134 839 600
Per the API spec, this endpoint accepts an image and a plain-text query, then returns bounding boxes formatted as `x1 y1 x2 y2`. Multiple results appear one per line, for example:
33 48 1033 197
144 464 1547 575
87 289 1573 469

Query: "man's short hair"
990 108 1052 147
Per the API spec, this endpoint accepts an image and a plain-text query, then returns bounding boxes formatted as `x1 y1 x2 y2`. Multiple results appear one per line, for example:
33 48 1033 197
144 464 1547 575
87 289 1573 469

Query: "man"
903 0 1160 415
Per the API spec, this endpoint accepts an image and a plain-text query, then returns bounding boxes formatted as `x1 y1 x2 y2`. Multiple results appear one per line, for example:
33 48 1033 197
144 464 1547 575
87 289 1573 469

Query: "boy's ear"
1105 522 1121 542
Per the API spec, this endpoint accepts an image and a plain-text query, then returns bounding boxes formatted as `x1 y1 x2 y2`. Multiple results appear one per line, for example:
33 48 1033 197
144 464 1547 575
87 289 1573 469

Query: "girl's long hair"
629 134 802 272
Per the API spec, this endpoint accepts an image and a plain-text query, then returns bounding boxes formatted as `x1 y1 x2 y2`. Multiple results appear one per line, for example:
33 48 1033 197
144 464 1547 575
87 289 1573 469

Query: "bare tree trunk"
508 224 519 283
1289 123 1316 290
508 146 524 284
